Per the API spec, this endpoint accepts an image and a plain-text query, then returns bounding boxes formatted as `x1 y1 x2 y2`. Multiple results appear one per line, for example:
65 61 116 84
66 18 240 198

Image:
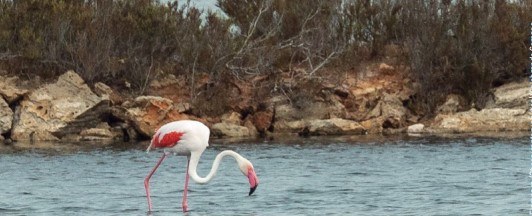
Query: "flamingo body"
151 131 183 148
147 120 210 154
144 120 259 213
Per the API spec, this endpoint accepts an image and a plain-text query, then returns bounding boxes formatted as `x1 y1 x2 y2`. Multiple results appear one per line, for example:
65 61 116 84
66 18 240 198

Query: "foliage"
398 0 530 114
0 0 529 116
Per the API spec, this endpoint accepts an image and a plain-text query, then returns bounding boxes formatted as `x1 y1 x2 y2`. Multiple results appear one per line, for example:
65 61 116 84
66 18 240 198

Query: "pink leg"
182 158 191 212
144 152 168 212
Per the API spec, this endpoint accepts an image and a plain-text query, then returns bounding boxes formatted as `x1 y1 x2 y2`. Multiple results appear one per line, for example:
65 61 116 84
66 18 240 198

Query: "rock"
378 63 395 74
78 123 122 141
112 122 138 141
221 112 242 125
430 108 528 133
366 94 405 119
11 71 108 141
364 93 408 130
274 118 366 136
274 104 299 122
93 82 111 96
272 120 307 133
149 74 181 88
135 95 173 106
304 118 366 136
407 123 425 133
80 128 114 140
333 87 350 98
346 68 414 121
359 117 385 134
243 119 258 137
175 102 191 113
147 74 189 103
111 96 190 137
211 122 254 137
351 86 382 97
252 110 273 133
274 99 345 123
355 92 412 133
436 94 468 114
94 82 124 105
125 125 139 141
382 116 402 129
486 79 528 109
0 75 28 104
0 97 13 134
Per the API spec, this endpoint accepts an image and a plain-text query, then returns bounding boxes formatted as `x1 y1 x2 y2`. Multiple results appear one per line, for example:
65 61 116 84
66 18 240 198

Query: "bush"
400 0 530 115
0 0 528 117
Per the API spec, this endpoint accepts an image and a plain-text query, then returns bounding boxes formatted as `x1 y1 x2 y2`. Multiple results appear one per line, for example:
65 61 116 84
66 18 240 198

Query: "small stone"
407 123 425 133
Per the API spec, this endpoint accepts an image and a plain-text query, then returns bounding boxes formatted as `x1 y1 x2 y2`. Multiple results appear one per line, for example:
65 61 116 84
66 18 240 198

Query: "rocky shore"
0 65 529 145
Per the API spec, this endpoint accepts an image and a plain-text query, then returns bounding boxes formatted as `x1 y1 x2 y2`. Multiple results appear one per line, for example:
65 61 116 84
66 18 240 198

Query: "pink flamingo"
144 120 259 213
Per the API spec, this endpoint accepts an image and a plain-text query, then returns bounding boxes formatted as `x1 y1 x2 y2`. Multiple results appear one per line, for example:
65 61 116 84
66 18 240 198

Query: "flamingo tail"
146 142 153 153
146 132 160 153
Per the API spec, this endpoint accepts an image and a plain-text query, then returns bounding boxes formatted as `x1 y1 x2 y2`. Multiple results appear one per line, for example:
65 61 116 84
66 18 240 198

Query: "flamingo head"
238 159 259 196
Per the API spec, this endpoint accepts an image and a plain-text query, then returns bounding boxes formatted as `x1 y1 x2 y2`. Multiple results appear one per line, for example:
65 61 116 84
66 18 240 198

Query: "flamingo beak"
247 168 259 196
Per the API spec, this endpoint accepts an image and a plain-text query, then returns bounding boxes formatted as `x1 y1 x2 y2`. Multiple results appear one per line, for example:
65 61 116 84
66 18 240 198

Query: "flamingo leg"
182 157 191 212
144 152 168 212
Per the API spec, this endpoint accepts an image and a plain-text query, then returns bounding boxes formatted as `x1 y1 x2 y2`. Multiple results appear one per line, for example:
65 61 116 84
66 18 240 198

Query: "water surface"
0 135 528 215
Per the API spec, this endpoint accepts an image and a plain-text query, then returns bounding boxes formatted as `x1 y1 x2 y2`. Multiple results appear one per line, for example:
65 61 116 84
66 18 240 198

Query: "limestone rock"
430 108 528 133
274 104 299 122
304 118 366 136
274 100 345 123
407 123 425 134
378 63 395 74
175 102 191 113
147 74 188 103
211 122 253 137
436 94 468 114
252 110 273 133
111 96 190 137
0 97 13 134
221 112 242 125
80 128 113 139
364 93 408 130
78 123 122 141
272 120 307 133
359 117 385 134
11 71 108 141
243 119 258 137
94 82 124 105
487 79 528 109
0 75 28 104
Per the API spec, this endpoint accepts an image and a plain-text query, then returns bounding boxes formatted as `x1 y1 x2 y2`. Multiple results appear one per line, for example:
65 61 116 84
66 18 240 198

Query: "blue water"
0 135 528 215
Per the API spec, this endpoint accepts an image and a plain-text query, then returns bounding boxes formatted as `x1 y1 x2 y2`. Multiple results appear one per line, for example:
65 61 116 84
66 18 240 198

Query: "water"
0 135 528 215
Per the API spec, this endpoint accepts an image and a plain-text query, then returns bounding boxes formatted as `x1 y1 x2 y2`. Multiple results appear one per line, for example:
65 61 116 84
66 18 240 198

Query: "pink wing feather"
147 130 184 152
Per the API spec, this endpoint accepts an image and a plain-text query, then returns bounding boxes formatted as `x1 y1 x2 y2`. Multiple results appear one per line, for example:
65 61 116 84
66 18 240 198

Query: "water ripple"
0 136 527 215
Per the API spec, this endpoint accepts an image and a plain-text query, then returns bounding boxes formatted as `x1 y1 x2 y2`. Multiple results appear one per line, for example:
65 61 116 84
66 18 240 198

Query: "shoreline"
1 132 527 154
0 70 529 147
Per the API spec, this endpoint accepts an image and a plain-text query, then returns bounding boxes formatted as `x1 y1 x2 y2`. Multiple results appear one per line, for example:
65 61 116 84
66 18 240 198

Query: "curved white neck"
188 150 245 184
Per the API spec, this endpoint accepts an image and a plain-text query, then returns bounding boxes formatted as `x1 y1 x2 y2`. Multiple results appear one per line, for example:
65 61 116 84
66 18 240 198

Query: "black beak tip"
249 185 258 196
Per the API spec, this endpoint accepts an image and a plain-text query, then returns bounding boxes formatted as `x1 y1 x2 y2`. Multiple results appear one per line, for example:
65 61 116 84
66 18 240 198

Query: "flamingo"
144 120 259 213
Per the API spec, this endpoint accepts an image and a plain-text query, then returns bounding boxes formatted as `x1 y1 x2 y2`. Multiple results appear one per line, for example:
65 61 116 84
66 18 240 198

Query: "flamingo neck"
188 150 245 184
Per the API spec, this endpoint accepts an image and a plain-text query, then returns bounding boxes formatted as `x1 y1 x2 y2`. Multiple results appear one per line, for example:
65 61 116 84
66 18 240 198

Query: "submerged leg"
144 152 168 212
182 157 191 212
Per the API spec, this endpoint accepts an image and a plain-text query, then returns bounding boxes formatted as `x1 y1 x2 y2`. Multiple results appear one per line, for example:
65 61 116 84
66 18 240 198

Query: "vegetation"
0 0 529 116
